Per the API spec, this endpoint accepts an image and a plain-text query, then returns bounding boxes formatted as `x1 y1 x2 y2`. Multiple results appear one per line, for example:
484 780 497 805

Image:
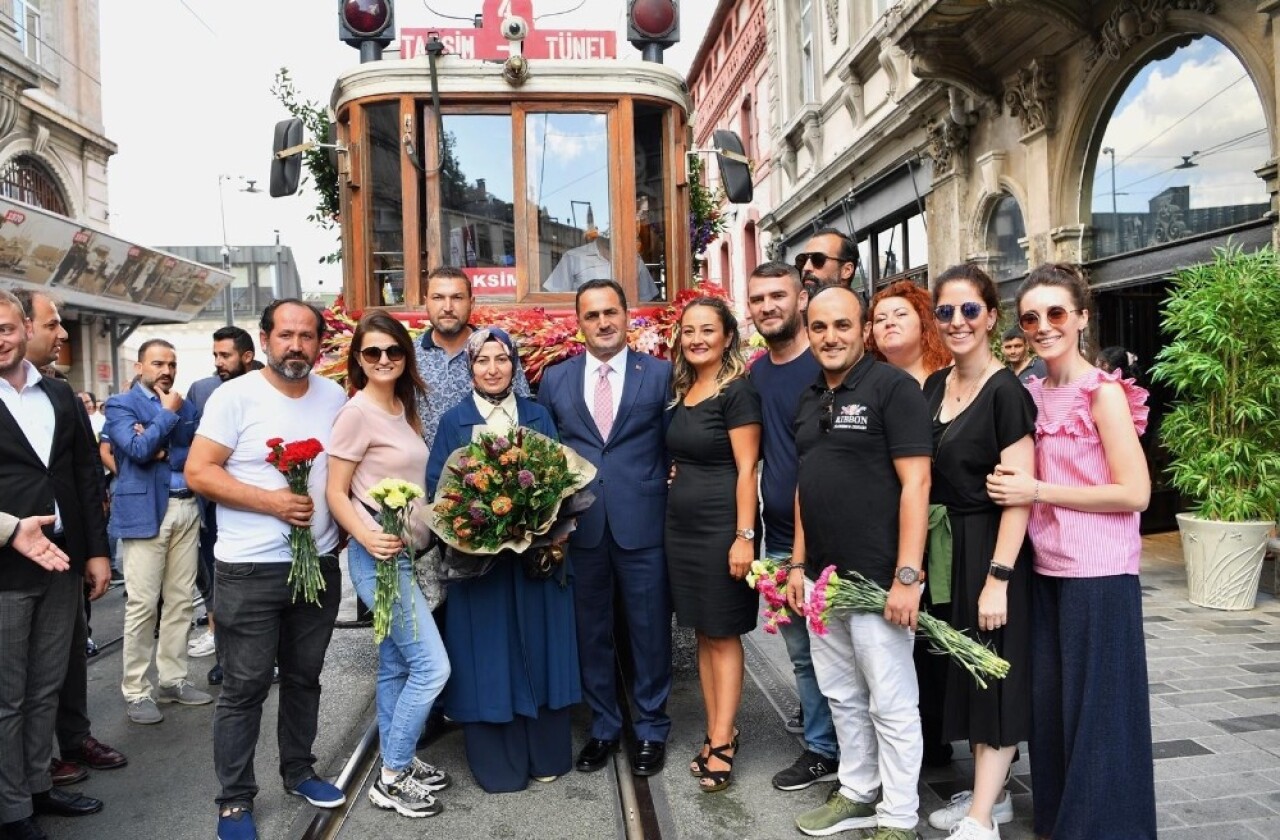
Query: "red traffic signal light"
342 0 392 38
628 0 678 42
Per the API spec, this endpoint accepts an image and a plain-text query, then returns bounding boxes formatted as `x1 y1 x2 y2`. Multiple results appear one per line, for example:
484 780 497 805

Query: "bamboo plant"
1150 244 1280 522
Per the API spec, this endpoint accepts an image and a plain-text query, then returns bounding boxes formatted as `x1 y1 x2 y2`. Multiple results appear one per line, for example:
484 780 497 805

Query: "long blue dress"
426 395 582 792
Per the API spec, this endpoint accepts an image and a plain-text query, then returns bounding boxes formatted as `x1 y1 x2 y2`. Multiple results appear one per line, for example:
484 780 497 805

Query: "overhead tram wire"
177 0 217 36
1117 73 1247 165
1113 127 1272 194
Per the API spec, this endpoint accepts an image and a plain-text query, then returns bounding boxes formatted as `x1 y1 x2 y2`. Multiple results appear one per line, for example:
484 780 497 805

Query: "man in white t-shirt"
185 300 348 840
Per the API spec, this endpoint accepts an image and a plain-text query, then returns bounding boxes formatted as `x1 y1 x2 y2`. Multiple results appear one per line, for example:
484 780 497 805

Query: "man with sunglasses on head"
793 228 858 296
786 285 932 840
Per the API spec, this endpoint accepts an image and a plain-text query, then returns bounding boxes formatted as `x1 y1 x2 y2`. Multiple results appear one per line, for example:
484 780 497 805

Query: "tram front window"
368 103 404 305
526 112 656 301
438 113 517 299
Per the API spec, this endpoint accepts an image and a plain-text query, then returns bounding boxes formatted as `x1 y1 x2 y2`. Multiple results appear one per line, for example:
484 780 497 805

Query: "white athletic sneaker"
948 816 1001 839
188 630 216 658
928 790 1013 831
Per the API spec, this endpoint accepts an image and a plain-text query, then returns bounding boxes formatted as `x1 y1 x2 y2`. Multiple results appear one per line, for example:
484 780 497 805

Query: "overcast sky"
99 1 713 294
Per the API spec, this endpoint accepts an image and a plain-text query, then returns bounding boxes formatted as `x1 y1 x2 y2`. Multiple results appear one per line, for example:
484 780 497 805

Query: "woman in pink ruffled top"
986 263 1155 840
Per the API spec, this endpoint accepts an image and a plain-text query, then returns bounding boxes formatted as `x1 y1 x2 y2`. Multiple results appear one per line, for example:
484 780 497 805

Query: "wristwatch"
735 528 756 541
895 566 926 586
988 562 1015 582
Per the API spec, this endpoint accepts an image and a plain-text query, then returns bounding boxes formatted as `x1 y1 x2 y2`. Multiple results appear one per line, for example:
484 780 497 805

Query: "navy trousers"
1030 573 1156 840
572 533 672 743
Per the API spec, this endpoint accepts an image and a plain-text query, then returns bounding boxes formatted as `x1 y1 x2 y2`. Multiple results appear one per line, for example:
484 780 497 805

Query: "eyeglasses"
1018 306 1081 331
934 302 986 322
794 252 852 273
818 389 835 434
359 344 407 364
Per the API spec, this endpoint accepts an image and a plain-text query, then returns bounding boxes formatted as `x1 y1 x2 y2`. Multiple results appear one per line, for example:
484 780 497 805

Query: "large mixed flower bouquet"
366 478 425 643
747 558 1011 689
431 428 597 571
266 437 326 605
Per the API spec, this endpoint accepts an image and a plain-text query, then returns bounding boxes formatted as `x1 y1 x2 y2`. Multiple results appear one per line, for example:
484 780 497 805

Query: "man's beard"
759 312 801 346
432 318 466 338
216 362 246 381
267 352 313 381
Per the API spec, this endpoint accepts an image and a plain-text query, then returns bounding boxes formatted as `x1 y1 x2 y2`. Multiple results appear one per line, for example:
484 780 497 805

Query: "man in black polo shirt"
786 285 932 840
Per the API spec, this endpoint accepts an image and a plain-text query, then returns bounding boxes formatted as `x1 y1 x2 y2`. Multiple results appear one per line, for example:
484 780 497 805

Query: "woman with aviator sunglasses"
986 263 1155 840
919 266 1035 840
326 311 453 818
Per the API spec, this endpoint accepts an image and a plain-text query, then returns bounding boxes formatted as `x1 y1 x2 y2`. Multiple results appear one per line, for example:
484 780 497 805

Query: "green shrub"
1150 244 1280 522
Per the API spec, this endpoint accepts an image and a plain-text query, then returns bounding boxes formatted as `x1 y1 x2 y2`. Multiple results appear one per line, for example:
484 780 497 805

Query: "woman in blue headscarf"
426 327 581 793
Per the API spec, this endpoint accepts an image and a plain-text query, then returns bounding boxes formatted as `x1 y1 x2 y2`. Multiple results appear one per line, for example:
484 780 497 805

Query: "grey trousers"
0 570 79 822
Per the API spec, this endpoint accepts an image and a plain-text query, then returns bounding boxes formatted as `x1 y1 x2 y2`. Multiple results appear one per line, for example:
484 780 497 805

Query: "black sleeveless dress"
665 377 762 637
924 366 1035 747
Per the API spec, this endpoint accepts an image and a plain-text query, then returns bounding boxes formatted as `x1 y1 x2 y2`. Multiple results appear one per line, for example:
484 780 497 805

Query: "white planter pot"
1177 513 1274 611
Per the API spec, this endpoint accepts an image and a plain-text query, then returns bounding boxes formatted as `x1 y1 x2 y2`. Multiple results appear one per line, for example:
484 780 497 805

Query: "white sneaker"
928 790 1013 831
187 631 216 658
948 816 1001 839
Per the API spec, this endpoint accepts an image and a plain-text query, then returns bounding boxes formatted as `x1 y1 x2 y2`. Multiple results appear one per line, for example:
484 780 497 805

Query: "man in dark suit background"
0 289 111 840
537 279 673 777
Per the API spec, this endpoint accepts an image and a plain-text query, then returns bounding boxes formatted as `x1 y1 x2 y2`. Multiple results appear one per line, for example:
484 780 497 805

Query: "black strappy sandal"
689 735 710 777
690 729 740 777
698 742 735 792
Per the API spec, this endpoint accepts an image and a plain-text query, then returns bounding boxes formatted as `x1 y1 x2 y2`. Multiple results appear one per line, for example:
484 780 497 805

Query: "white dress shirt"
583 347 628 421
0 359 60 530
471 390 520 437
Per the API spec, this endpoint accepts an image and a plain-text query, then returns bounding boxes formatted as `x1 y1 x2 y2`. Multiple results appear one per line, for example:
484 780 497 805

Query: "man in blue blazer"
104 339 209 726
537 279 673 776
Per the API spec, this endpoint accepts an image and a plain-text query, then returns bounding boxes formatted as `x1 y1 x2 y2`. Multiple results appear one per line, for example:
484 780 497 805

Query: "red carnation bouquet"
266 437 326 604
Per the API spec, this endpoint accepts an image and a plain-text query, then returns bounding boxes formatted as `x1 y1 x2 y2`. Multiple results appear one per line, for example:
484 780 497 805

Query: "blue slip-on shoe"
288 776 346 808
216 806 256 840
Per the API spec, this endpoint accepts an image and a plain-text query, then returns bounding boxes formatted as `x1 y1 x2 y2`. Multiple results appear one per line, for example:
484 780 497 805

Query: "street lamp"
217 175 262 326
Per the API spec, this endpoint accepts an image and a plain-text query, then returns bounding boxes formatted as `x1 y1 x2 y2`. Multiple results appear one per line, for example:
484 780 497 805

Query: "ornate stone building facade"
758 0 1279 528
687 0 776 303
0 0 118 392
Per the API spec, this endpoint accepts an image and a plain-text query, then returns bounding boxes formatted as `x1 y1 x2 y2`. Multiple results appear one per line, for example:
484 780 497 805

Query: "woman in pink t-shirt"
326 311 452 820
987 263 1155 840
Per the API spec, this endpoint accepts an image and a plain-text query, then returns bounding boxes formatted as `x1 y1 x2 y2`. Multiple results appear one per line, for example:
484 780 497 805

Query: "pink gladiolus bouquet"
756 560 1012 690
745 559 795 634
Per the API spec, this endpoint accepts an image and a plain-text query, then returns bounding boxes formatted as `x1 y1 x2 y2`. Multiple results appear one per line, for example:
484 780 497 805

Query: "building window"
1089 35 1268 260
800 0 815 103
15 0 41 64
0 154 67 214
985 193 1027 281
739 97 754 161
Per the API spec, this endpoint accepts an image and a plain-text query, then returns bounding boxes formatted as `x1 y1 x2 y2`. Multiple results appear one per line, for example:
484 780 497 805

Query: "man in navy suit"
104 339 209 726
537 279 673 777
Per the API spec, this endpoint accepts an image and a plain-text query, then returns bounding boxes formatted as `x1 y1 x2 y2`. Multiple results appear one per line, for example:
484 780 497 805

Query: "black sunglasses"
934 302 986 322
359 344 407 364
818 389 835 434
794 252 852 273
1019 306 1081 331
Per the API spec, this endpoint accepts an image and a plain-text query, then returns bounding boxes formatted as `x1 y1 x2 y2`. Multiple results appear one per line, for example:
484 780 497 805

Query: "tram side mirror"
713 129 753 204
270 118 304 198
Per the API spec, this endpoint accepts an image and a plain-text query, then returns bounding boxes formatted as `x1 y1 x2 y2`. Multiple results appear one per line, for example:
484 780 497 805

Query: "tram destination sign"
399 0 615 61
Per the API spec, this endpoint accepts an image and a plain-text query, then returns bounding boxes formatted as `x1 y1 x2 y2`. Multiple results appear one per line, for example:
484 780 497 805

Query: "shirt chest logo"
833 403 868 431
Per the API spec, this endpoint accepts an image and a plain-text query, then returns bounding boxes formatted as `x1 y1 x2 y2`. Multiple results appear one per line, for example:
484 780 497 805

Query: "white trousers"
806 579 922 830
121 498 201 701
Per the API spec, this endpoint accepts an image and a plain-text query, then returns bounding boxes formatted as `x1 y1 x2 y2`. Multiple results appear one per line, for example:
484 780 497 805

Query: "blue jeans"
212 557 341 809
771 553 838 760
347 541 450 772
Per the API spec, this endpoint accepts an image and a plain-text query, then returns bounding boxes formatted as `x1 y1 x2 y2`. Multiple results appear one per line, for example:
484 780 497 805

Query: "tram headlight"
503 54 530 87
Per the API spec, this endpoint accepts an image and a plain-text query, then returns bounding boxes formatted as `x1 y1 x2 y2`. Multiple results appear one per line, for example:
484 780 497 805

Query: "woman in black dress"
922 265 1035 840
665 296 761 793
